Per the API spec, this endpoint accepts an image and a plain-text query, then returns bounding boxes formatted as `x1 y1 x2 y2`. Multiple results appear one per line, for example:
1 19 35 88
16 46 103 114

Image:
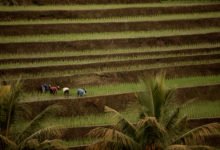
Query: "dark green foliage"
88 73 220 150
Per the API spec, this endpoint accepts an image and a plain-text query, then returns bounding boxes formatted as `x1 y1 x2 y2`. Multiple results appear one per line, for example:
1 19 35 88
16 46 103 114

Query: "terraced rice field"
1 0 220 149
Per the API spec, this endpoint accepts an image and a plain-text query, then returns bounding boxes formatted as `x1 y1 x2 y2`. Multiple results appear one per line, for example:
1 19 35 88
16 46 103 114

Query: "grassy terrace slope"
0 3 219 20
1 1 220 149
1 17 220 35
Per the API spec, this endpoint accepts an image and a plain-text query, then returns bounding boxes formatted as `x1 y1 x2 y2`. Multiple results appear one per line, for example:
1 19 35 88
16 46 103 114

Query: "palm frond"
161 107 180 131
16 104 63 143
37 139 67 150
105 106 137 137
0 79 23 137
0 134 17 149
167 144 216 150
136 117 167 148
88 127 140 150
173 123 220 145
166 144 189 150
21 125 63 146
137 79 155 117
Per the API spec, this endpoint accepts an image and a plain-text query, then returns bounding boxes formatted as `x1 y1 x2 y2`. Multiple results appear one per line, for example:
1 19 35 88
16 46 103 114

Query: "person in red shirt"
49 85 60 95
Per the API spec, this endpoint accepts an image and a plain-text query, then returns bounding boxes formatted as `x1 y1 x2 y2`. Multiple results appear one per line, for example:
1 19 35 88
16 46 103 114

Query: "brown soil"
20 84 220 117
8 0 160 5
1 47 219 64
1 54 220 76
1 32 220 54
1 18 220 36
0 4 220 21
16 63 220 91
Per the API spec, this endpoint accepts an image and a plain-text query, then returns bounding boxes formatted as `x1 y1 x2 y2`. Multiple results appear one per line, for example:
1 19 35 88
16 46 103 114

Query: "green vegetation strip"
23 75 220 102
1 43 220 59
1 12 220 25
13 100 220 133
0 2 218 11
1 52 220 69
1 27 220 43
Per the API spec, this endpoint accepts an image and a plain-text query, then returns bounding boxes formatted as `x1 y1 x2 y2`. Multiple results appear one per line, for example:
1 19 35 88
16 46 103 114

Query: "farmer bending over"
63 87 70 96
40 84 49 93
49 85 60 95
77 88 86 97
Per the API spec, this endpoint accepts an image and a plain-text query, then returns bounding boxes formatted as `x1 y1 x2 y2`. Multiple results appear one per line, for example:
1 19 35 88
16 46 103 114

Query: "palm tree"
87 73 220 150
0 80 66 150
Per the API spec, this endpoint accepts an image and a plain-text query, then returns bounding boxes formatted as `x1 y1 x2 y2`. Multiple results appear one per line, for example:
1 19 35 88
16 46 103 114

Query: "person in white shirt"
63 87 70 96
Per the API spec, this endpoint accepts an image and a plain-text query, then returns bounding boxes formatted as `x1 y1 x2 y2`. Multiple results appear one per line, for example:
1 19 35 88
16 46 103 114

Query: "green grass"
180 100 220 118
1 51 220 69
1 43 220 59
1 27 220 43
1 12 220 25
0 2 218 11
22 75 220 102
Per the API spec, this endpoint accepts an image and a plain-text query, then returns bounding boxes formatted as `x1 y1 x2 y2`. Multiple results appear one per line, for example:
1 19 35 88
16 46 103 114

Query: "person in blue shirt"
77 88 87 96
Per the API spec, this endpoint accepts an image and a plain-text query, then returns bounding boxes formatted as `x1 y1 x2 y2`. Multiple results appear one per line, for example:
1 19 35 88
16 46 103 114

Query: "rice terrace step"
0 0 220 149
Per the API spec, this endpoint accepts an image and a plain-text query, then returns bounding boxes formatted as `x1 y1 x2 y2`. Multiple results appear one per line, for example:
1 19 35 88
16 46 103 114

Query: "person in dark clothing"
41 84 50 93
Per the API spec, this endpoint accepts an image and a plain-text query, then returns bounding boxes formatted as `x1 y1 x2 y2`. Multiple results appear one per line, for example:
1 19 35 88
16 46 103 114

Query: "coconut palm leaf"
136 117 167 148
21 126 62 144
105 106 137 138
173 123 220 145
88 127 140 150
16 104 63 143
167 144 216 150
0 134 17 149
38 139 67 150
0 79 22 137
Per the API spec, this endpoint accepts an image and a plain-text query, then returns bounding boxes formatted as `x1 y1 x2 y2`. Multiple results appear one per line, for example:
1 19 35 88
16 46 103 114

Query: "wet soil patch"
1 18 220 36
0 4 219 21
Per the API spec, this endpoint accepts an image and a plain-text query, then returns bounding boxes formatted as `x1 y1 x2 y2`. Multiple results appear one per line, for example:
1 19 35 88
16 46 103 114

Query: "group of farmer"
40 84 87 97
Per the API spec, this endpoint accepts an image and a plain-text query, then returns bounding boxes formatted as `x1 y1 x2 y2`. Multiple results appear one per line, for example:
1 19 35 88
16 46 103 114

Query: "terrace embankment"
1 54 220 76
16 63 220 91
1 18 220 35
1 32 220 54
1 47 219 64
3 0 160 5
20 84 220 117
0 4 219 20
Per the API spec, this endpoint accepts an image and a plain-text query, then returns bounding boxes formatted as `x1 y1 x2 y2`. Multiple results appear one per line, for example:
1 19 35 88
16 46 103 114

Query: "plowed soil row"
1 32 220 54
1 54 220 76
4 0 159 5
21 63 220 91
1 47 219 64
1 18 220 35
1 4 220 21
20 84 220 117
